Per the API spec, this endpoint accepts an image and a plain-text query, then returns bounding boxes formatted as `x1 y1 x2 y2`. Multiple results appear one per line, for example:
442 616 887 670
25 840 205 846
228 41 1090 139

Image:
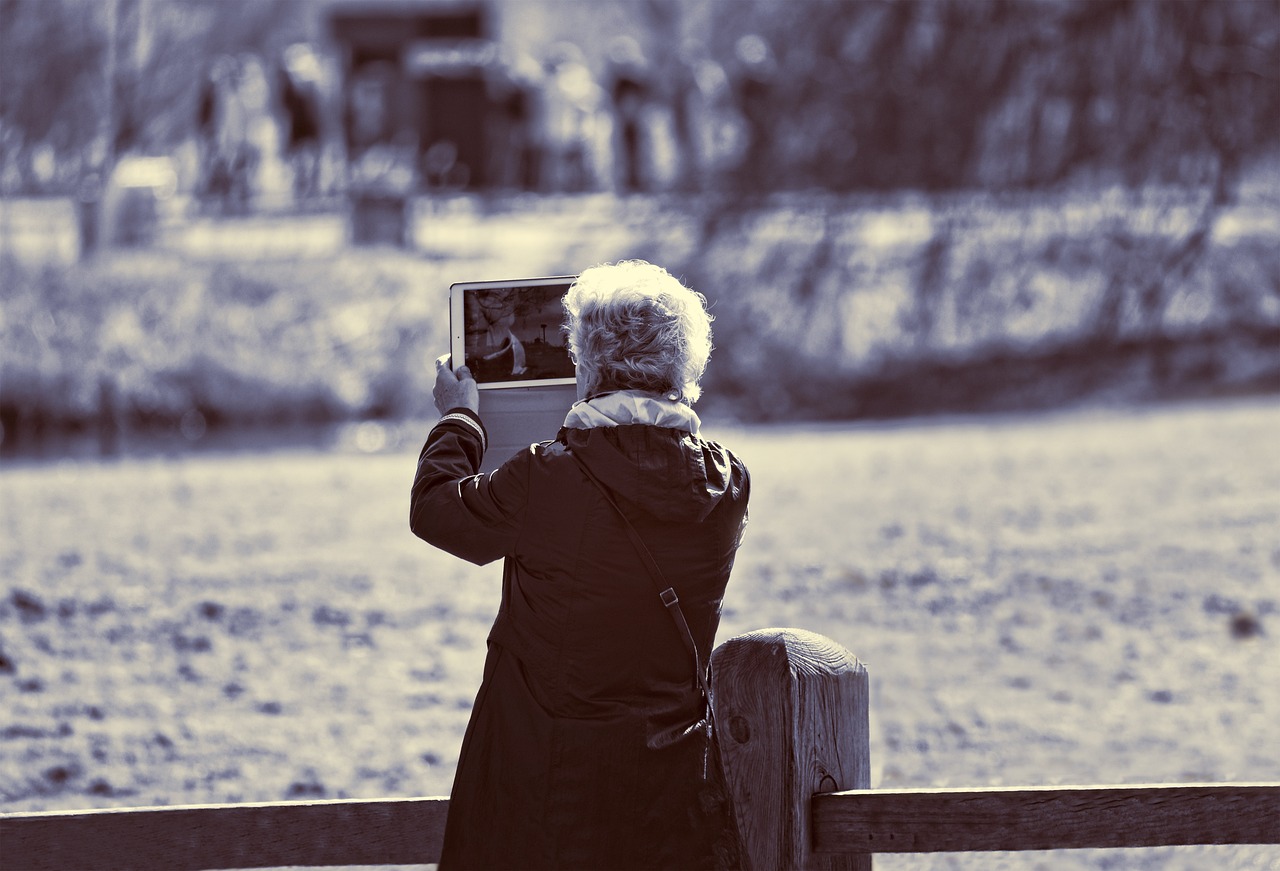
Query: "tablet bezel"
449 275 578 390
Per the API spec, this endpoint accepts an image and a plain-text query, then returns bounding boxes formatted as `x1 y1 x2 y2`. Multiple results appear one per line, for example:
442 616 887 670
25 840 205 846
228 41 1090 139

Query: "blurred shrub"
0 251 447 441
700 0 1279 196
680 186 1280 420
2 185 1278 441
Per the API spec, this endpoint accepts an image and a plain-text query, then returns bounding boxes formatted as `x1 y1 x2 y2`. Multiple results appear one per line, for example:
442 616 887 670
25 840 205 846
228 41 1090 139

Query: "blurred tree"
0 0 314 194
0 0 106 189
679 0 1279 359
694 0 1279 192
2 0 1274 196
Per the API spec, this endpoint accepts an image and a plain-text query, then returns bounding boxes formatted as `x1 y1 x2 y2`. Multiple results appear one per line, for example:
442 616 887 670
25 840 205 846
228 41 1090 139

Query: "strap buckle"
660 587 680 608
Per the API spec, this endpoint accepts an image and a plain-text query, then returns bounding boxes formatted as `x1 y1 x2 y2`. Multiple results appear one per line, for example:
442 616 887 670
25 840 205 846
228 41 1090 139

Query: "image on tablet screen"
463 283 575 385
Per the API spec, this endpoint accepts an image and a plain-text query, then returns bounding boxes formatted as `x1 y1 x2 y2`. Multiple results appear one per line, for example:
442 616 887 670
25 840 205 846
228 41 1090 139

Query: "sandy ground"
1 396 1278 870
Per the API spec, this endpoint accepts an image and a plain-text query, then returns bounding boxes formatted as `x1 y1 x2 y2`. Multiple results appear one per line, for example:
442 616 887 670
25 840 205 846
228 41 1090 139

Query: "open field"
2 395 1278 869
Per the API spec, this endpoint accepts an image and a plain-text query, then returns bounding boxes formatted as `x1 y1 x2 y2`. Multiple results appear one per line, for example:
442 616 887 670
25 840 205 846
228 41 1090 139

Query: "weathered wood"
811 783 1280 854
6 626 1274 870
711 627 871 871
0 795 449 871
6 783 1273 870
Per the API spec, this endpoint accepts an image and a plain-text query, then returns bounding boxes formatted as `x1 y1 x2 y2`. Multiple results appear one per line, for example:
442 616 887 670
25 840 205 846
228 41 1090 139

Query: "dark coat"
410 409 750 870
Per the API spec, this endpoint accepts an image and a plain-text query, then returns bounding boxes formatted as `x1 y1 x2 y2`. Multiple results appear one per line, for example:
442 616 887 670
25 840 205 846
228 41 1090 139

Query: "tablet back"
476 383 577 472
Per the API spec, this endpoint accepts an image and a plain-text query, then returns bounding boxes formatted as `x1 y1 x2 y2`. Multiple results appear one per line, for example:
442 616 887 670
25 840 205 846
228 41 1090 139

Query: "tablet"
448 276 580 471
449 276 577 389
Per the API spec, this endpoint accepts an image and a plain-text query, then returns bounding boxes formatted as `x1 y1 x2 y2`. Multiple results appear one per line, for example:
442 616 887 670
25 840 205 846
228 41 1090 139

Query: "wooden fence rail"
812 783 1280 855
3 628 1277 870
4 784 1277 871
0 797 447 871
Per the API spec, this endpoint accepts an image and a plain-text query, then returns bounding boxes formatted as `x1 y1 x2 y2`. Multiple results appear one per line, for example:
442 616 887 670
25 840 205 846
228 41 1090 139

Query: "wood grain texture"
711 628 870 871
811 783 1280 854
0 795 449 870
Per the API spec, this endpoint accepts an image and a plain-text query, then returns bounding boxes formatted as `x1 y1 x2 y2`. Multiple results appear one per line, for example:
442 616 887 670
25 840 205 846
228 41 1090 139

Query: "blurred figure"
667 39 703 191
237 53 290 204
343 61 419 198
487 53 541 190
538 42 601 193
671 39 744 190
196 55 258 214
277 43 324 203
195 57 228 203
731 34 777 186
345 62 396 158
606 37 652 193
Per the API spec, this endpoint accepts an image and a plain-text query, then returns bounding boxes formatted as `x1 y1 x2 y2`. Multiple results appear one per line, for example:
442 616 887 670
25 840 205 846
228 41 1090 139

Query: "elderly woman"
411 260 749 870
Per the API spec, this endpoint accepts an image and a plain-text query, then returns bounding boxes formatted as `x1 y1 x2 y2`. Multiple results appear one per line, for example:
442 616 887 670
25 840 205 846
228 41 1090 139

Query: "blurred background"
2 0 1277 455
3 5 1280 861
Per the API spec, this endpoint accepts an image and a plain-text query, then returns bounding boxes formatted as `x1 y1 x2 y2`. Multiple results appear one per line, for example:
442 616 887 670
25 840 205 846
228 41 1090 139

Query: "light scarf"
562 390 701 433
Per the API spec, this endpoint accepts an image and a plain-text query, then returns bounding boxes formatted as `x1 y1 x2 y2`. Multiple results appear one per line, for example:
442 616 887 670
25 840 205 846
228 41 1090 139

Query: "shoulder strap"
571 453 707 695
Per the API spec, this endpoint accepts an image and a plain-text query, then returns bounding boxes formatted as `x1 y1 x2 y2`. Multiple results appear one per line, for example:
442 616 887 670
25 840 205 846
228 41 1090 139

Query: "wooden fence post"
711 628 870 871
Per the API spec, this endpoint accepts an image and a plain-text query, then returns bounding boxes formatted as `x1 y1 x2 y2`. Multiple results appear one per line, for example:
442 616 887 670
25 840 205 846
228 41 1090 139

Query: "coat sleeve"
409 408 530 566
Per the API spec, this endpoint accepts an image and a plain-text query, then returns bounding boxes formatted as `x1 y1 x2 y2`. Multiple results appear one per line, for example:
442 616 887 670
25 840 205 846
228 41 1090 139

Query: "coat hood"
559 392 741 523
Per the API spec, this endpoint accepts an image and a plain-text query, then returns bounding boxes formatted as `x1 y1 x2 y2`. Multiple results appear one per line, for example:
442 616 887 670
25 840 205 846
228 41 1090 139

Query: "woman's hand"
433 354 480 416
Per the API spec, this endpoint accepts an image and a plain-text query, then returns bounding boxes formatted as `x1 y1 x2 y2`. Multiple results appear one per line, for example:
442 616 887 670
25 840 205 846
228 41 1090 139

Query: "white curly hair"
563 260 713 404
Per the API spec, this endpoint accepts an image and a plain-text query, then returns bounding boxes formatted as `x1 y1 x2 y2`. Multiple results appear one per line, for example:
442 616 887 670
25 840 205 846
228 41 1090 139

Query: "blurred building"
327 0 649 197
329 1 510 192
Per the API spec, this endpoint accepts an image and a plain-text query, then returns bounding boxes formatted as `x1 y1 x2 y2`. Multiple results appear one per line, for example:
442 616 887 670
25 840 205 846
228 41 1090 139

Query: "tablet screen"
450 277 577 389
